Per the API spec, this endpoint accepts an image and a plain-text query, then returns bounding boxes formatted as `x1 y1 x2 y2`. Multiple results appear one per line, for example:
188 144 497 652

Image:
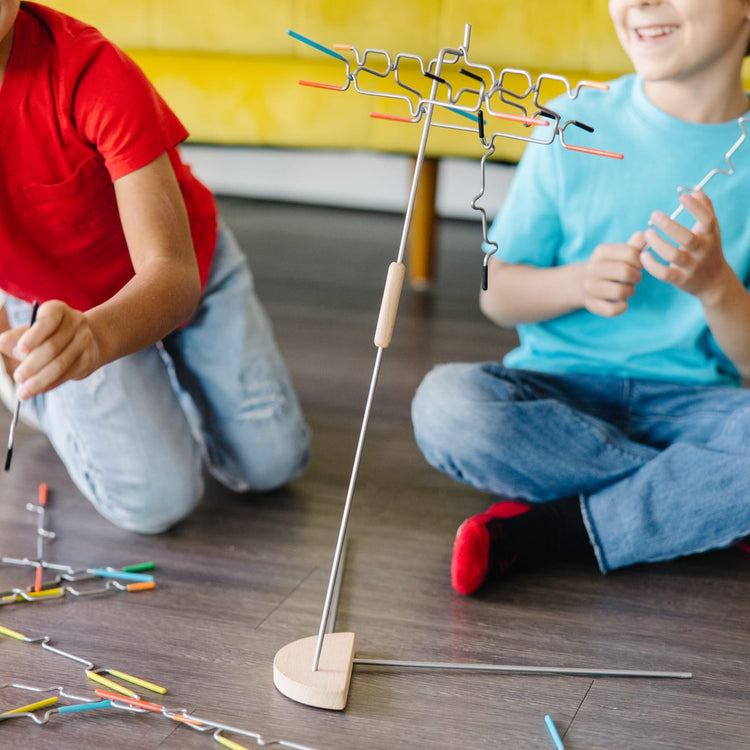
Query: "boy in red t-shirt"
0 2 309 532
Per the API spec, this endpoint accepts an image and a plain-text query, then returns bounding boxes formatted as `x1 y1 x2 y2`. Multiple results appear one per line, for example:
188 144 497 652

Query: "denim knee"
247 441 310 491
208 423 310 493
247 445 308 492
411 364 472 452
86 461 204 535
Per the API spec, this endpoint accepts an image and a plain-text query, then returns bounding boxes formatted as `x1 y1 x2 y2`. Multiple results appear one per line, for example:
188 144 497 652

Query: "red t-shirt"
0 2 217 311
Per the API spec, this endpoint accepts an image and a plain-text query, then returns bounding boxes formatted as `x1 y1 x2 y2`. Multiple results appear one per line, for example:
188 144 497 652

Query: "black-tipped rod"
5 300 39 472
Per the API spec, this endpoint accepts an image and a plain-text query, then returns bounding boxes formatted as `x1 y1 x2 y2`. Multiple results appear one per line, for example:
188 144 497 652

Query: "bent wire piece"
0 684 322 750
287 25 622 292
1 482 157 606
94 690 322 749
0 623 167 699
664 114 749 224
0 682 128 726
0 699 116 725
643 115 748 268
0 578 156 607
471 131 500 291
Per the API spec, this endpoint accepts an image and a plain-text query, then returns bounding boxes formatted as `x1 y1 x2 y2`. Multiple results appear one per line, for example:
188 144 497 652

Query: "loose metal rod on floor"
352 657 692 680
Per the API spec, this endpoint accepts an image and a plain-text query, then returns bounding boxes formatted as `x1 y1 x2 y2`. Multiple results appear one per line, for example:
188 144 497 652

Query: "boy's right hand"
582 232 645 317
0 300 102 401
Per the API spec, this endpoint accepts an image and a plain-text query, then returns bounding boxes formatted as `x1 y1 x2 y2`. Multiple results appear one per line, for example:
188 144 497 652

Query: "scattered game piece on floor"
0 483 157 606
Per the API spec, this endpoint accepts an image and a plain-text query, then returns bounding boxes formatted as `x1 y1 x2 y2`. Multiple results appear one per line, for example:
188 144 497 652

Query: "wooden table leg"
407 156 438 290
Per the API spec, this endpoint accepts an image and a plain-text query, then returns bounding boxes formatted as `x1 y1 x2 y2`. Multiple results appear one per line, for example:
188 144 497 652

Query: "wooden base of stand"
273 632 356 710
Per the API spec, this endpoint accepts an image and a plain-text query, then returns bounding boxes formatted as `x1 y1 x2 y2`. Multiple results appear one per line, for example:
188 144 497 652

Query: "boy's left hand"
641 189 734 302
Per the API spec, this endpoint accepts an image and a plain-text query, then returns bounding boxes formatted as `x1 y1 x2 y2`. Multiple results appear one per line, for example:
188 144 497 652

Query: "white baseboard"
181 145 515 221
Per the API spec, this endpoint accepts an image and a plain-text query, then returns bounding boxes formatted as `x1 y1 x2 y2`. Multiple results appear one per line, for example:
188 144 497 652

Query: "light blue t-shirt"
487 74 750 386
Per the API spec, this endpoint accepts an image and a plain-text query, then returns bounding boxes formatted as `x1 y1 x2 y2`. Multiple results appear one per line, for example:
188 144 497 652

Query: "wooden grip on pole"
374 262 406 348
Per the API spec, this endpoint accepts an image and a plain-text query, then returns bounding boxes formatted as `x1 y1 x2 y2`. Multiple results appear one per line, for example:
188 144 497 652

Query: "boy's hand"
0 300 101 400
583 232 644 317
642 189 733 303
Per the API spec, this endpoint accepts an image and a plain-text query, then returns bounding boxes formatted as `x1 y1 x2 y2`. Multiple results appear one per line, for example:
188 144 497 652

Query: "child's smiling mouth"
634 25 679 41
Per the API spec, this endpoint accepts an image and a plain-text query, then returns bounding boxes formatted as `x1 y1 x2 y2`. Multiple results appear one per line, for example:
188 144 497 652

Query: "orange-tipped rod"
126 580 156 592
369 112 415 123
94 689 164 713
34 565 43 593
492 111 549 127
332 44 353 51
562 143 624 159
299 80 346 91
170 713 206 727
38 482 48 506
579 80 610 90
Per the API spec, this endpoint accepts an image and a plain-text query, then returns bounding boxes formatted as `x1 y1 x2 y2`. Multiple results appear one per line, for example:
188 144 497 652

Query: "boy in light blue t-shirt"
411 0 750 594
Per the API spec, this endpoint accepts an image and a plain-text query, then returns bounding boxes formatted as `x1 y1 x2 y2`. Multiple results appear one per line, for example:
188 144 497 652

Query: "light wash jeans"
411 362 750 572
5 221 310 533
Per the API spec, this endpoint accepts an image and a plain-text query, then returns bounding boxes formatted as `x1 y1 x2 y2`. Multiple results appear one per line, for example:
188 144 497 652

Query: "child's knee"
248 430 310 492
251 445 309 491
412 364 467 435
223 433 310 493
88 467 204 535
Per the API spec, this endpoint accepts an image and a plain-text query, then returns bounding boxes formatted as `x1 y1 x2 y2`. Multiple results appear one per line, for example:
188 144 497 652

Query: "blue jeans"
5 221 310 533
411 362 750 572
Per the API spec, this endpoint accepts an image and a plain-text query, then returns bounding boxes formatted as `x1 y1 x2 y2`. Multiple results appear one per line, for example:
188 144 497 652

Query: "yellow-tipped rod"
1 696 58 716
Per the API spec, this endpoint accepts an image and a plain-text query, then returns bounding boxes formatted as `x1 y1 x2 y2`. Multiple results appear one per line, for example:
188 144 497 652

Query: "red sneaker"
451 499 531 595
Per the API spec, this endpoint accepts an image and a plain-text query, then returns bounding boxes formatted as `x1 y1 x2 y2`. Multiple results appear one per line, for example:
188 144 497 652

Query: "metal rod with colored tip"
121 562 155 573
545 715 565 750
126 580 156 592
1 696 58 715
87 568 154 582
0 624 29 641
94 689 164 712
215 734 252 750
286 29 346 62
85 671 138 698
58 700 113 714
298 80 346 91
5 301 39 471
104 669 167 694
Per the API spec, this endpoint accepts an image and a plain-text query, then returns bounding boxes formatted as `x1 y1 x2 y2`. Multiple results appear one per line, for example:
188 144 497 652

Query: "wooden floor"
1 197 749 749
